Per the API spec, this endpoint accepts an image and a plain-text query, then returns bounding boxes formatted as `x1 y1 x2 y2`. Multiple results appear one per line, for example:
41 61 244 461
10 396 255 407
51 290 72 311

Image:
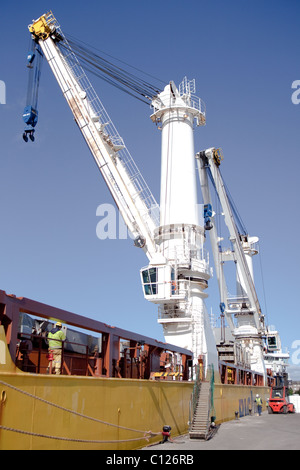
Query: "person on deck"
47 322 66 375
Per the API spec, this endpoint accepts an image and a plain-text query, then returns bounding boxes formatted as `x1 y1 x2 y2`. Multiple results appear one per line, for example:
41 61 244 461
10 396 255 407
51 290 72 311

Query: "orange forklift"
268 375 295 414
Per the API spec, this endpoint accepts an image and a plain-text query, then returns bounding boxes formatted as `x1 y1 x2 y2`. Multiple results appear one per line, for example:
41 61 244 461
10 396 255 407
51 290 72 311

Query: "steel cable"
0 379 160 439
58 36 162 104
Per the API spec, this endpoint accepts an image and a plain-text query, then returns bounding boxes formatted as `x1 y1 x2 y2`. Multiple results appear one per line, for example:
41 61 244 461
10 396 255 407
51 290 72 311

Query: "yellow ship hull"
0 326 193 450
0 326 269 450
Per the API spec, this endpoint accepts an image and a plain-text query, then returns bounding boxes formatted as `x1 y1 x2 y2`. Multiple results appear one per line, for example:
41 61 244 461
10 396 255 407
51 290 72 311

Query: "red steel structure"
0 290 192 380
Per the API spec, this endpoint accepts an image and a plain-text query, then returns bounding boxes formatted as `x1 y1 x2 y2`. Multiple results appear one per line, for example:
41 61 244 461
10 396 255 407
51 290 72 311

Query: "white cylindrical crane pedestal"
143 79 219 371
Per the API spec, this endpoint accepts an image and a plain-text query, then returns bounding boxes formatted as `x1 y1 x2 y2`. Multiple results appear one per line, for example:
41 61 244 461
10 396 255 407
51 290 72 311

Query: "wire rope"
221 174 247 236
0 379 157 436
207 166 247 236
58 35 163 105
64 33 166 86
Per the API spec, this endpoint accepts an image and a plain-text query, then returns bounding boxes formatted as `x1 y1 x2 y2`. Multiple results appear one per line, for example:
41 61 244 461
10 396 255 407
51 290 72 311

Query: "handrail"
188 364 201 430
17 332 99 376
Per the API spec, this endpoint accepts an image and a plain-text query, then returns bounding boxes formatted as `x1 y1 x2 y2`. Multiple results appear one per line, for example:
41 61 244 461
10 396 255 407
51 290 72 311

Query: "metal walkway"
189 381 210 439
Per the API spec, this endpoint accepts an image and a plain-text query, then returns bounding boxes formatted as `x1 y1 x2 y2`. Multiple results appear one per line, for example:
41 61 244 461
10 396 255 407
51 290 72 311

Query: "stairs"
189 381 210 439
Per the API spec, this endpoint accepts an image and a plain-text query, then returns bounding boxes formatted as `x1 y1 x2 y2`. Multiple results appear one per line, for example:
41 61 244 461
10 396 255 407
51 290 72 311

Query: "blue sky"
1 0 300 379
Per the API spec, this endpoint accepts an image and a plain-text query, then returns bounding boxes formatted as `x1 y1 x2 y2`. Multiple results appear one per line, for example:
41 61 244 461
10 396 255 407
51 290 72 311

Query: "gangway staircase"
189 380 211 439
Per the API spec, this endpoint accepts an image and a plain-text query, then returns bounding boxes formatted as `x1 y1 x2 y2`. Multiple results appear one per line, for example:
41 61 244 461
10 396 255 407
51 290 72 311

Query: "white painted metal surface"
146 80 218 370
39 33 158 261
31 13 219 371
196 148 267 379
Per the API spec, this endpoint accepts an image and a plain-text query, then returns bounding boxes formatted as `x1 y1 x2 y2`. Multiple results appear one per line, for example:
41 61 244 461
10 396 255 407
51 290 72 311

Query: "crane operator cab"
140 265 185 303
140 264 188 303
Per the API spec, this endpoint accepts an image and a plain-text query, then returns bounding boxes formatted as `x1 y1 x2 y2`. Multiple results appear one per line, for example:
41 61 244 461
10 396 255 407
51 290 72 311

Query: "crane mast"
141 79 218 371
196 148 266 377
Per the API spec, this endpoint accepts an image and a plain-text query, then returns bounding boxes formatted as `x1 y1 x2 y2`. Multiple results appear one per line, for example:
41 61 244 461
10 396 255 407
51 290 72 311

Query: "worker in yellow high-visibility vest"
47 321 66 374
255 394 263 416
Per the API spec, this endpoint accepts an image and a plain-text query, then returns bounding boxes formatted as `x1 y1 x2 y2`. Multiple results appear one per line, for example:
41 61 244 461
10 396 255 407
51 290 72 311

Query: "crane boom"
197 148 263 330
28 12 159 260
196 147 266 377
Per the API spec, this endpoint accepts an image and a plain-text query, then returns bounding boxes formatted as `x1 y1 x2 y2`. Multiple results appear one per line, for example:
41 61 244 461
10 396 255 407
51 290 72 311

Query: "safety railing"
188 363 215 434
189 363 201 428
16 333 102 376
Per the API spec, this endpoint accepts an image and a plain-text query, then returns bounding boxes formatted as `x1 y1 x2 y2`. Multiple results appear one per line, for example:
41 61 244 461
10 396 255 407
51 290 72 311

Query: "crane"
25 11 220 373
196 147 267 378
27 12 159 261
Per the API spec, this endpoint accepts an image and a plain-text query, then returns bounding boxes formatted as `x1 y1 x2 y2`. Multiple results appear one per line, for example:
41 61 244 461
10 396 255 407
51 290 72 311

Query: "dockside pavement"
143 412 300 451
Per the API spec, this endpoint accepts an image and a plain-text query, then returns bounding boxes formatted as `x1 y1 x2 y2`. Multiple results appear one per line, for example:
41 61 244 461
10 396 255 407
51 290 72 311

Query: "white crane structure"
27 12 219 373
144 79 218 370
28 12 276 381
28 13 159 262
196 148 267 378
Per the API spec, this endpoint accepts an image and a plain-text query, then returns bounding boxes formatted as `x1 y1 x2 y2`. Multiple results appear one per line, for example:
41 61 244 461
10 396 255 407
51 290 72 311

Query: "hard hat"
55 321 62 327
256 394 259 398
